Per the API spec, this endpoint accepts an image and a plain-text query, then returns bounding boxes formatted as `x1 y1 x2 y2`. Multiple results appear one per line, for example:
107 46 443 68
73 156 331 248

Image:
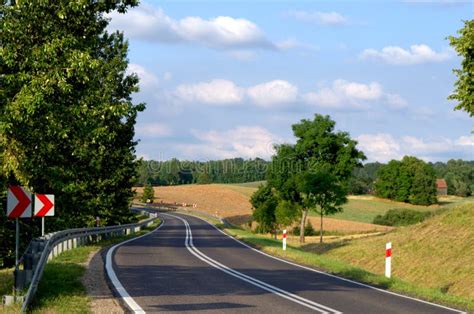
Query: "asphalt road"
107 212 463 314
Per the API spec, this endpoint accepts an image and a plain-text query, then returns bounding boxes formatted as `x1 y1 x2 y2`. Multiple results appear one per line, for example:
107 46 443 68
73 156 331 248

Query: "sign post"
7 186 32 269
385 242 392 278
282 229 287 251
34 194 55 236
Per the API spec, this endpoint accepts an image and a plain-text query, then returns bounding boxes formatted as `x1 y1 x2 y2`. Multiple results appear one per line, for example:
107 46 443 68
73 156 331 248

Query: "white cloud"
247 80 298 107
175 79 298 107
287 10 347 26
136 123 172 138
455 135 474 146
107 5 274 50
175 79 244 105
303 79 393 109
385 93 408 109
357 134 402 162
181 126 281 159
357 133 474 162
334 79 383 100
360 44 452 65
227 50 257 61
127 63 159 89
175 78 407 110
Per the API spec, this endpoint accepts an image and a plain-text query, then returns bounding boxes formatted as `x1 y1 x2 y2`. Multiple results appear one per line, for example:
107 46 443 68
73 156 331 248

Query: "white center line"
163 212 342 314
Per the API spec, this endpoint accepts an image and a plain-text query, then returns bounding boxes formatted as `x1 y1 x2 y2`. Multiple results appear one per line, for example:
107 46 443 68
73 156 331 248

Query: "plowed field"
134 185 392 233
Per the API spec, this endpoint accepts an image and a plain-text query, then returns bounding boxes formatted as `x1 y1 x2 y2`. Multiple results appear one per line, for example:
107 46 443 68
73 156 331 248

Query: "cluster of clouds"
357 134 474 162
182 131 474 161
108 6 453 65
360 44 453 65
136 124 474 162
175 79 298 107
177 126 282 160
173 78 407 110
107 5 274 50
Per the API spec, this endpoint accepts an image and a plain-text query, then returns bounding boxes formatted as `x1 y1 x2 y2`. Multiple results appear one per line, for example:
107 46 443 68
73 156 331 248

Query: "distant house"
436 179 448 196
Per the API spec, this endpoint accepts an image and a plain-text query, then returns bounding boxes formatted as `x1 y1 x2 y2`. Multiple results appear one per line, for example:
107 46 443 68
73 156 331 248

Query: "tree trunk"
319 210 324 244
300 209 308 243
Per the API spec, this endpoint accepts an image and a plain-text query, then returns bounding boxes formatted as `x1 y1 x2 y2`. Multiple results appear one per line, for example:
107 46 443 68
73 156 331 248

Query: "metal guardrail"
136 203 231 227
4 210 158 313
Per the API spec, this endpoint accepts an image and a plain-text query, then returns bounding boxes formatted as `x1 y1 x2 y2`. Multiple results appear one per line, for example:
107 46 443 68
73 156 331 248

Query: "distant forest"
137 158 474 197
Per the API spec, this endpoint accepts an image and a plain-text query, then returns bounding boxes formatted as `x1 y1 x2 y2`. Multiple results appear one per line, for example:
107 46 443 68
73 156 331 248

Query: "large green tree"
375 156 437 205
448 20 474 117
250 184 278 236
268 114 365 243
1 0 143 238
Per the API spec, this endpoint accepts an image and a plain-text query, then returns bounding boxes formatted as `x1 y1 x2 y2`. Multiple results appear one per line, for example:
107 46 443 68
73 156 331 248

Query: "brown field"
134 184 392 233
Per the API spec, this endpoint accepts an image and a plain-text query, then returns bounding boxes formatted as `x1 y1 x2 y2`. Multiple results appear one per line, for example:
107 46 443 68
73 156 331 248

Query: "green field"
328 196 474 223
214 182 264 197
221 182 474 224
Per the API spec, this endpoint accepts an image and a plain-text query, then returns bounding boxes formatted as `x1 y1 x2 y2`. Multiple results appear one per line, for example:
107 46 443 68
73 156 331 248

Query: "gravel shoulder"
81 248 124 314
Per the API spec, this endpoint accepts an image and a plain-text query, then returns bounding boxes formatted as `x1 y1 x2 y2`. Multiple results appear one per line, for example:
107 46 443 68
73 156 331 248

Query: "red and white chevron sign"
34 194 55 217
7 186 32 219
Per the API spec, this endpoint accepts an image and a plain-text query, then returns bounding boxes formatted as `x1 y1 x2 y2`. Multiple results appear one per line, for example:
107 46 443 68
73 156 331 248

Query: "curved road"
107 212 463 314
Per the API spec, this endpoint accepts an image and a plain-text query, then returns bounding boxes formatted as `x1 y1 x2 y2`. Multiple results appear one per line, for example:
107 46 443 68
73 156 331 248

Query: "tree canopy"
448 20 474 117
1 0 143 266
375 156 437 205
267 114 365 243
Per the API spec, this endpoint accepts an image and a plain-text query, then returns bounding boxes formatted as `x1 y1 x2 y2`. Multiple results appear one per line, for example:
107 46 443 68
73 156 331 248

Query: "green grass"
0 268 14 298
228 181 266 188
213 183 260 198
216 182 474 226
1 220 161 314
223 224 474 311
311 196 474 224
177 209 223 225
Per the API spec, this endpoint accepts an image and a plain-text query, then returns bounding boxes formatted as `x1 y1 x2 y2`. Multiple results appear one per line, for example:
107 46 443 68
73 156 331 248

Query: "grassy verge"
1 220 161 314
222 226 473 312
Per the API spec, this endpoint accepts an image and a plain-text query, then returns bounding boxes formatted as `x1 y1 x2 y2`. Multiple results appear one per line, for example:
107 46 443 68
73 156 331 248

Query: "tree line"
350 159 474 198
1 1 142 267
136 158 270 186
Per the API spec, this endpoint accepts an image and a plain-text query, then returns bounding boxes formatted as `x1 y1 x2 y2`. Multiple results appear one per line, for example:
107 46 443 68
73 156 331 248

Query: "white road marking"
162 213 341 314
177 212 466 314
105 221 165 314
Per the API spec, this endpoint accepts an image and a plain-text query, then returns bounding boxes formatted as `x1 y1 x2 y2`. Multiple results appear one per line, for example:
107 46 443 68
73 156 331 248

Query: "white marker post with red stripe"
282 229 287 251
385 242 392 278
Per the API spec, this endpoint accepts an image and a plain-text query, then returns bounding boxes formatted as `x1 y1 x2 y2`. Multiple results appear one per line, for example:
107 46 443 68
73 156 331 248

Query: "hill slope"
136 184 391 232
323 204 474 299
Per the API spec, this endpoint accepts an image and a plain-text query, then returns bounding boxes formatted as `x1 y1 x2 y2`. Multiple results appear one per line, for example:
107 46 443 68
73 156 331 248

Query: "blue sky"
107 0 473 162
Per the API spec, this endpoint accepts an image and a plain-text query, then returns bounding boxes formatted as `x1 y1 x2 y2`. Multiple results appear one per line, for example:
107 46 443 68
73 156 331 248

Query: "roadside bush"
373 209 431 226
292 221 317 236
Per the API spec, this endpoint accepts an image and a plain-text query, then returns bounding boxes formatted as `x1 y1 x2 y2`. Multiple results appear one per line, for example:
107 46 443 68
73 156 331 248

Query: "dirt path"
81 248 124 314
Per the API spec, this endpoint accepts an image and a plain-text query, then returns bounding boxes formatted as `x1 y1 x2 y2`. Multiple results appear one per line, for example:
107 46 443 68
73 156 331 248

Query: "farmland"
136 183 473 228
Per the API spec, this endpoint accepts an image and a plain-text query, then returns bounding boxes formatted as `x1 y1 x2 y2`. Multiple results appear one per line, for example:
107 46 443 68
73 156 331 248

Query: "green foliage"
373 209 431 226
250 185 278 233
275 200 299 227
267 114 365 242
448 20 474 117
375 156 437 205
292 221 317 236
432 160 474 196
1 1 142 265
141 184 155 203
